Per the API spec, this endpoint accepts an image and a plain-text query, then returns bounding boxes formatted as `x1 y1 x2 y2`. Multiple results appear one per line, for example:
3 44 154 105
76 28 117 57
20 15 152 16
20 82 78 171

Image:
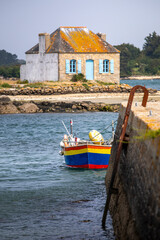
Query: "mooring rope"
89 119 118 141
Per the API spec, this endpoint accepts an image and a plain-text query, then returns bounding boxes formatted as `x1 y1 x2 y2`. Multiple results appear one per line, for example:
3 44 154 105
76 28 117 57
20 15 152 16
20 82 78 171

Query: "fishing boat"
59 120 114 169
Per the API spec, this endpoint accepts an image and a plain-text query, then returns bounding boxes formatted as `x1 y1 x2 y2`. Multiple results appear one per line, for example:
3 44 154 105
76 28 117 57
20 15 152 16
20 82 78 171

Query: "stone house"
20 27 120 83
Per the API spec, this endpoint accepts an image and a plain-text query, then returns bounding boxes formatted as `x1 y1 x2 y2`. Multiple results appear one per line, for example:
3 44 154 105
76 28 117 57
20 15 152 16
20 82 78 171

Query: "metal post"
112 120 114 140
102 85 149 229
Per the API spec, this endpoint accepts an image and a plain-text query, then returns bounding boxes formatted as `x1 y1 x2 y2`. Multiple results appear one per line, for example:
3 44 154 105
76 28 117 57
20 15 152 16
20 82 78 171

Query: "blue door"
86 60 94 80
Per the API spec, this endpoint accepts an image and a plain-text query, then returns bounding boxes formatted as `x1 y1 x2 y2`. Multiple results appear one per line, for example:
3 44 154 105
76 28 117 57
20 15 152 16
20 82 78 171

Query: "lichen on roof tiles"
26 27 119 54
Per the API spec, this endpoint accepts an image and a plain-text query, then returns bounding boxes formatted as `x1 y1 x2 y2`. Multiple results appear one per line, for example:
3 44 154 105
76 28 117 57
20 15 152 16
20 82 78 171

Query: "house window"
103 60 109 73
70 59 76 73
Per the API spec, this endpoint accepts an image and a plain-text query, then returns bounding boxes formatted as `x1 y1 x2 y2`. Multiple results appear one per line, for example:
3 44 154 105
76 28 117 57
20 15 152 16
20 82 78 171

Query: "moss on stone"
134 129 160 140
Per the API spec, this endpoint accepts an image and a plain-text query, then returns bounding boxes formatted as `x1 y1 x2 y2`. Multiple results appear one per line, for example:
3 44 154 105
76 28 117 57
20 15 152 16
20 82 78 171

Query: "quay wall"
105 102 160 240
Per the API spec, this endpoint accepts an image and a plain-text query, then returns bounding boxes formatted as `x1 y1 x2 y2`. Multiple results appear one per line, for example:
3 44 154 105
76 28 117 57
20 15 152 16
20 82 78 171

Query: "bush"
100 105 113 112
17 79 29 84
71 73 87 82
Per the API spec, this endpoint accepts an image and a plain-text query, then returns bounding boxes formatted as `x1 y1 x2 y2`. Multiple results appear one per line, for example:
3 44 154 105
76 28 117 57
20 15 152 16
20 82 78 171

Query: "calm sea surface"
0 112 118 240
120 78 160 90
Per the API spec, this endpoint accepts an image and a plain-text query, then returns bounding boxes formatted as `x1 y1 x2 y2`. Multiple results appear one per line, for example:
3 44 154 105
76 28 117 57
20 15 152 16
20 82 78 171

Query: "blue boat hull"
64 144 111 169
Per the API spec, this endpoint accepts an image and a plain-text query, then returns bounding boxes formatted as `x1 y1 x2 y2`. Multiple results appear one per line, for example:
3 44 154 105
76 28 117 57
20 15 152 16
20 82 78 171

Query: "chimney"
97 32 106 41
39 33 51 53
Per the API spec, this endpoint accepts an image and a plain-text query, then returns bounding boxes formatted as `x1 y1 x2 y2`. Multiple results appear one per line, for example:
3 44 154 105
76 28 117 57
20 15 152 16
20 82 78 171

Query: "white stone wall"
20 53 58 82
20 64 26 80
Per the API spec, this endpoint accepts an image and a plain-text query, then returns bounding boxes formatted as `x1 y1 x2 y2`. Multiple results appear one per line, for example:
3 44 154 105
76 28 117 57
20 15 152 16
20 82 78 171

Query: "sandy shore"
9 91 160 104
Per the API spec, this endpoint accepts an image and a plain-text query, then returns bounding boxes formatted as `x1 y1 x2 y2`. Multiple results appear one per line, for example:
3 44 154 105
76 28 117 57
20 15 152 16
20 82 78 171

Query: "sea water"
0 112 118 240
121 78 160 90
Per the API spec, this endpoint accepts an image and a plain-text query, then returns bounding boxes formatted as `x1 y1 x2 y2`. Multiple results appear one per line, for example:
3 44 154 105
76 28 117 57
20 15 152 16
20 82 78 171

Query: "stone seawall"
105 102 160 240
0 96 119 114
0 84 157 96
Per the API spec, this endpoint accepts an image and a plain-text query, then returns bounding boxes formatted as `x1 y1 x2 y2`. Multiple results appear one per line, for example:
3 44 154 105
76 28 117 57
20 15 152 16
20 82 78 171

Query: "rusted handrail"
102 85 148 229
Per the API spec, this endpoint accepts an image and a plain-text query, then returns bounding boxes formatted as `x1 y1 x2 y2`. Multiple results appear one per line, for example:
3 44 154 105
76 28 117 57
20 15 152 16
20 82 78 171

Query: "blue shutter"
110 59 114 74
66 59 70 74
78 60 81 73
99 59 103 73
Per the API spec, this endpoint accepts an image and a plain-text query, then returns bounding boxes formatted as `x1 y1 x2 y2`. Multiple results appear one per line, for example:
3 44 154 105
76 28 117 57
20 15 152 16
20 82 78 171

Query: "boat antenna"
61 121 72 139
70 119 73 136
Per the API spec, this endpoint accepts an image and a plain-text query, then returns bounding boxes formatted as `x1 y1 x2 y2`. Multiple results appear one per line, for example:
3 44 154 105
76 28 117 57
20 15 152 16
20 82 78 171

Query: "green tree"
153 45 160 58
114 43 141 77
0 65 20 78
115 32 160 77
0 50 22 78
0 49 18 66
145 58 160 75
143 31 160 58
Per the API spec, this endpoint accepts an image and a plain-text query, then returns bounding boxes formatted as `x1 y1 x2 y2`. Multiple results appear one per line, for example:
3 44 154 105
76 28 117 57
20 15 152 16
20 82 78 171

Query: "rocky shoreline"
0 84 159 114
0 96 119 114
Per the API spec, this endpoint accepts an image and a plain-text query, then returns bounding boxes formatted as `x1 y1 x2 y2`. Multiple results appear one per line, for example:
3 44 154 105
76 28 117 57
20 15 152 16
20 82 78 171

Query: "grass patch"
0 83 12 88
96 80 115 86
82 83 90 91
24 82 44 88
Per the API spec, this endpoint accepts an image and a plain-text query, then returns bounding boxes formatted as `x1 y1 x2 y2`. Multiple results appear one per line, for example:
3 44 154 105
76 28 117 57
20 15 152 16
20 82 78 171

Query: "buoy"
89 130 104 145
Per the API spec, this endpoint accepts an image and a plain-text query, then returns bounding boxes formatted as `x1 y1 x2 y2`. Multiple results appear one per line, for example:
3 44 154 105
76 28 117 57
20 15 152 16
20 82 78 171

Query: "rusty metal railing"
102 85 149 229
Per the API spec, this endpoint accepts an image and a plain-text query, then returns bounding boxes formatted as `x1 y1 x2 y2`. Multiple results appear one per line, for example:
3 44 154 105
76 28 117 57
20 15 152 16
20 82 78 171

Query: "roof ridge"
60 26 87 28
57 28 62 52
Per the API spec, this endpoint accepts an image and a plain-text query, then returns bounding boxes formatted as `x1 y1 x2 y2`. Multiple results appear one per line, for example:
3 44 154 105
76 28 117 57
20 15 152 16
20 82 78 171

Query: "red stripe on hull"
66 164 89 168
66 164 108 169
89 164 108 169
65 145 88 151
87 145 111 150
65 144 111 151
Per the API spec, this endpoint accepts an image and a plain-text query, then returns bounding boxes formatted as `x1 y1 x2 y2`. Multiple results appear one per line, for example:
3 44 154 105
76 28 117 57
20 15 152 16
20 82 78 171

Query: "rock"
0 103 19 114
0 96 11 103
77 105 82 110
81 103 90 109
18 103 39 113
0 96 19 114
72 105 77 109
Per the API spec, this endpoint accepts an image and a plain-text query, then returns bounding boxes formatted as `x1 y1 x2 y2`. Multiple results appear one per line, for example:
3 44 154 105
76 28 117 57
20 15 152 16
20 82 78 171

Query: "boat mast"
62 121 71 138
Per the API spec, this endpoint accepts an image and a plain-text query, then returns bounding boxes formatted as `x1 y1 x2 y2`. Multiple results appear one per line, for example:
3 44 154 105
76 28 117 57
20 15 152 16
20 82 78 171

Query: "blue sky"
1 0 160 59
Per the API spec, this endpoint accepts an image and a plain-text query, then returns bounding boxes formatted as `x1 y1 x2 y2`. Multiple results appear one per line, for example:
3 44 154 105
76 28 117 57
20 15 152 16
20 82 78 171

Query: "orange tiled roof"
26 27 119 54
